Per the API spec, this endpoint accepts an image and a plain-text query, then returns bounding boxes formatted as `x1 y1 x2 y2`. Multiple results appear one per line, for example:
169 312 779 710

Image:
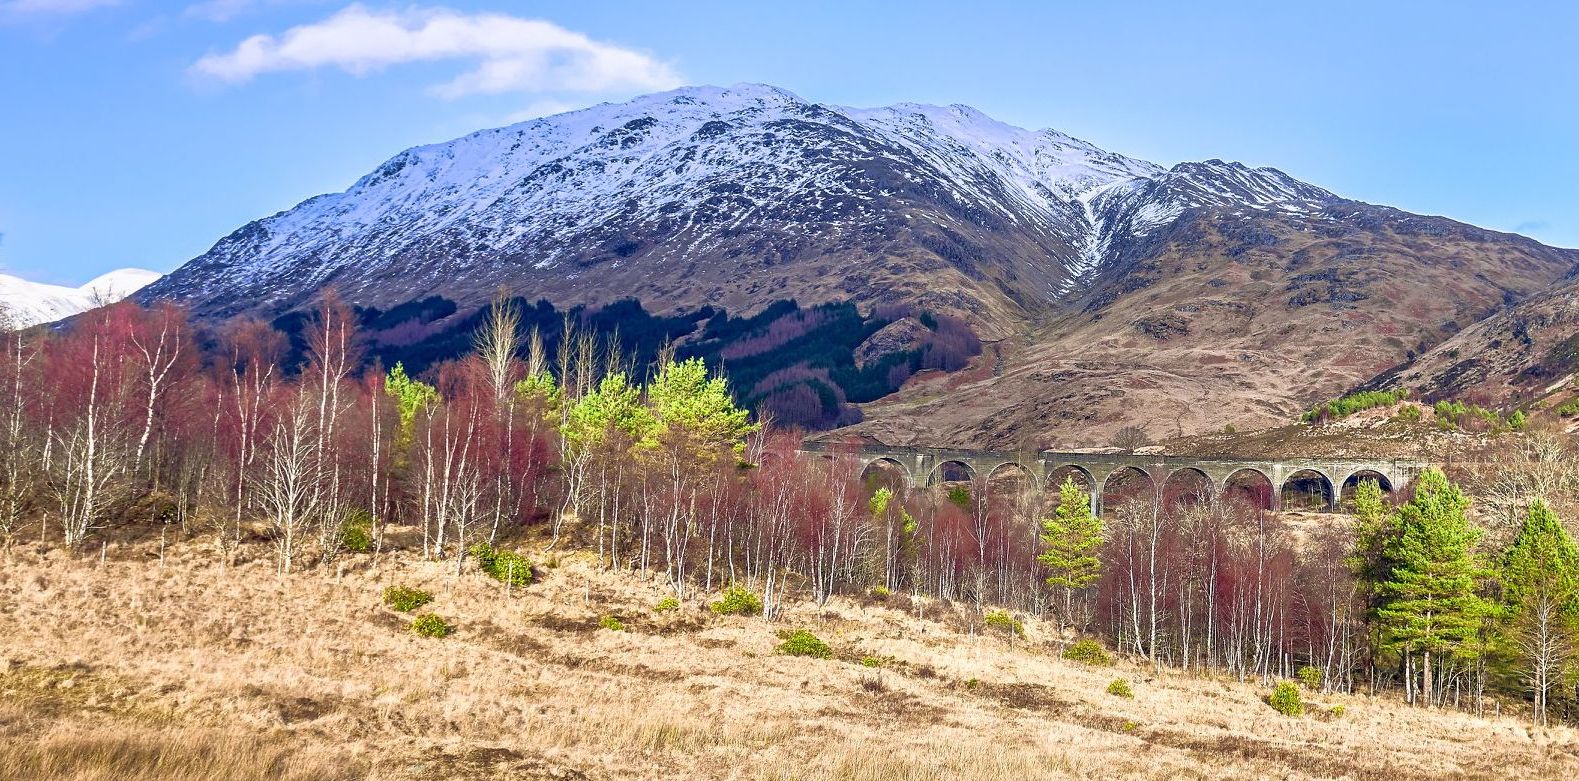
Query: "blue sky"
2 1 1576 285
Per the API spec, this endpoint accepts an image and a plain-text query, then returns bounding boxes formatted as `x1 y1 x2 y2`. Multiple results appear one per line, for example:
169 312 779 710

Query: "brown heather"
2 532 1577 781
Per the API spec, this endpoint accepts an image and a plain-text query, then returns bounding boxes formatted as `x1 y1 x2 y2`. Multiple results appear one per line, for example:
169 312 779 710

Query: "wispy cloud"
189 4 682 98
0 0 118 15
1512 219 1550 235
183 0 252 22
502 99 581 124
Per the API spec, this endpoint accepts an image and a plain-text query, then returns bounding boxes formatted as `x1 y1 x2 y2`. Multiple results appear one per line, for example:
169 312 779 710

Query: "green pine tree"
384 362 439 470
645 357 757 458
1038 477 1103 627
1375 468 1487 707
1501 499 1579 725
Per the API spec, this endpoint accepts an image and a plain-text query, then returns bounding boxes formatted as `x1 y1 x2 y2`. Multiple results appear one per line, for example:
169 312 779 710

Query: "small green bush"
382 585 432 613
710 583 763 616
599 614 626 632
654 596 680 613
964 677 981 689
872 585 892 598
1556 399 1579 417
1328 704 1346 718
860 656 882 668
410 614 451 638
1303 388 1409 423
1062 638 1114 666
777 629 832 659
946 485 972 508
1268 681 1303 716
470 542 533 588
1296 665 1323 690
1106 678 1134 698
1395 405 1422 423
983 609 1025 637
340 510 373 553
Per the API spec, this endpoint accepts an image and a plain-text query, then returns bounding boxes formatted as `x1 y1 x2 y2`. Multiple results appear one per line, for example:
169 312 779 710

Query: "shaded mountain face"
140 83 1579 446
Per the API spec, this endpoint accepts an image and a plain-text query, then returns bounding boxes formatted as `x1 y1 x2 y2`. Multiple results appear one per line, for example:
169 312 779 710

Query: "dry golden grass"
3 532 1578 780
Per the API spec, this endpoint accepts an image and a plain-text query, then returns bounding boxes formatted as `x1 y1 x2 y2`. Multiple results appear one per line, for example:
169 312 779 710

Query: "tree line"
3 295 1578 725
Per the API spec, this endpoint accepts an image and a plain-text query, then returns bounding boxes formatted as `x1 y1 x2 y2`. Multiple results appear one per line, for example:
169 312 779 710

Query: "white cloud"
190 4 682 98
0 0 118 14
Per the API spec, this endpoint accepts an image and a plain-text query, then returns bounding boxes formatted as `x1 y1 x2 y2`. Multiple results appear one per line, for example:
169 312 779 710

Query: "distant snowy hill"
0 269 162 327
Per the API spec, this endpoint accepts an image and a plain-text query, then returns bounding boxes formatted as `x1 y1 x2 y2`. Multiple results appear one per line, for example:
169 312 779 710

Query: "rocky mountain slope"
0 268 162 327
1377 270 1579 410
138 84 1579 447
840 202 1577 448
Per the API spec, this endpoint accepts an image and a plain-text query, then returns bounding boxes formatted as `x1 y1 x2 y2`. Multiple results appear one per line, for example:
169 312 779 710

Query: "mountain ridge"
139 84 1344 328
135 83 1579 446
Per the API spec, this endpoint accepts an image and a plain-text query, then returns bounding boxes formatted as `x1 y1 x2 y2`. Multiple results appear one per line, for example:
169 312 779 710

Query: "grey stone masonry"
797 442 1430 516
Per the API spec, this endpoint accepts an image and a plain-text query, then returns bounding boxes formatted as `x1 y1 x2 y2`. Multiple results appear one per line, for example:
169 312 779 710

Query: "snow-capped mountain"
0 268 162 327
135 83 1579 446
141 84 1341 326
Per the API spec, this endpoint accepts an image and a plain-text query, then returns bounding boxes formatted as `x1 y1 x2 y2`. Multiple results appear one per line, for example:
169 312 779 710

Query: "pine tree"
1376 468 1487 707
1347 478 1395 692
645 357 756 458
1039 476 1103 628
1501 499 1579 725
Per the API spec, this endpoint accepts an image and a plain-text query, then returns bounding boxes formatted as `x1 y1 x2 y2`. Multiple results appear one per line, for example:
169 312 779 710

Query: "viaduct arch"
808 442 1428 516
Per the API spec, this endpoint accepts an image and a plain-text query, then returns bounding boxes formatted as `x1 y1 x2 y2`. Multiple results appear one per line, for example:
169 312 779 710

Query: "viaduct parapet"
797 442 1430 515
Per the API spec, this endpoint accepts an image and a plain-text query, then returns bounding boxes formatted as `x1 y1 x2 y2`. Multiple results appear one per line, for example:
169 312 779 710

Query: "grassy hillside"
2 532 1576 780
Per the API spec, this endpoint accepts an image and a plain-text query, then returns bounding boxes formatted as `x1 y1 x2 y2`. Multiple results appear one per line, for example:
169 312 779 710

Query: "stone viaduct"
797 441 1431 516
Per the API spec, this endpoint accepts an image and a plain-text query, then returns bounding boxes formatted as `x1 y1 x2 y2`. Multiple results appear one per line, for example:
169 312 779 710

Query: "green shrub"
654 596 680 613
946 485 972 508
1268 681 1303 716
1328 704 1346 718
710 583 763 616
871 585 892 598
1296 665 1323 690
777 629 832 659
340 510 373 553
1510 410 1528 430
860 656 882 668
410 614 451 638
469 542 533 588
983 609 1024 637
964 677 981 689
1556 399 1579 417
1062 638 1114 666
382 585 432 613
1303 388 1409 423
1106 678 1134 698
1395 405 1422 423
598 615 626 632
